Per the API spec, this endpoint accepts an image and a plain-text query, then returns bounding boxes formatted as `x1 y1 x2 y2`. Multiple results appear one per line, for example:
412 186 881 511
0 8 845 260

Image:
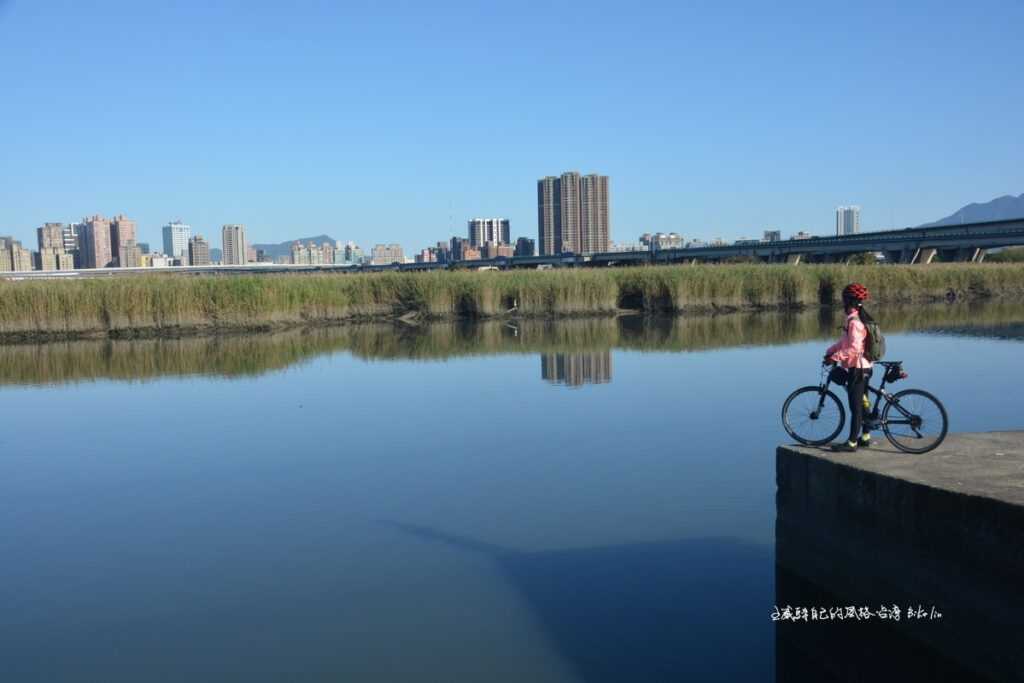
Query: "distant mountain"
250 235 337 260
922 193 1024 227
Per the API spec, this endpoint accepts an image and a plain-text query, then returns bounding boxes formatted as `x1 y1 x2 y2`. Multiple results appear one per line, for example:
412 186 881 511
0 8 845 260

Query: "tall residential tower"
110 214 137 267
836 206 861 236
222 224 247 265
467 218 510 247
162 221 191 262
79 215 113 268
537 172 610 255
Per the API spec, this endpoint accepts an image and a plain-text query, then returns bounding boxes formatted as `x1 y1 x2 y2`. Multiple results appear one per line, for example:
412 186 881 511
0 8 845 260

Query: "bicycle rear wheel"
881 389 948 454
782 386 846 446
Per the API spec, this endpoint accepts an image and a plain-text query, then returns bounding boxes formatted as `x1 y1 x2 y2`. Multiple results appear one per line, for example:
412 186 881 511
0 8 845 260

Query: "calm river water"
1 304 1022 682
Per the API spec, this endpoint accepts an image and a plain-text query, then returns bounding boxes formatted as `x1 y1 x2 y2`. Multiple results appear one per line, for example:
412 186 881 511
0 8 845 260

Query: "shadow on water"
380 521 774 683
1 302 1023 386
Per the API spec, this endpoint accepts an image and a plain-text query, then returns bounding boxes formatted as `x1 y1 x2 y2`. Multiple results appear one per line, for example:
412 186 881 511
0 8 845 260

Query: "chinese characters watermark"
771 605 943 622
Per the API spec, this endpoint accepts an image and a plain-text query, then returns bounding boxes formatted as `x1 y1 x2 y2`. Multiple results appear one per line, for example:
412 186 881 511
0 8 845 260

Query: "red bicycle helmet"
842 282 870 302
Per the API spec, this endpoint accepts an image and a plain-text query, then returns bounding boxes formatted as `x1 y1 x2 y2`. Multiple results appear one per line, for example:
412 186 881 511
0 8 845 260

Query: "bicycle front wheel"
881 389 948 454
782 386 846 446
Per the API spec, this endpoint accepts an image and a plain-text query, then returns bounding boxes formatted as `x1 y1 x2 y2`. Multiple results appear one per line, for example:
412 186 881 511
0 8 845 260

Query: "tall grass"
2 264 1024 338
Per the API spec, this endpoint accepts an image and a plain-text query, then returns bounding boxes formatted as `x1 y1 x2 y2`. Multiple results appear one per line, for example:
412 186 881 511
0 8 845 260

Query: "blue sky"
1 0 1021 252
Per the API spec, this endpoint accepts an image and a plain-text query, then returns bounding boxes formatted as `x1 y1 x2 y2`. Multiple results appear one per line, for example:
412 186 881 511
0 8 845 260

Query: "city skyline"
1 3 1020 253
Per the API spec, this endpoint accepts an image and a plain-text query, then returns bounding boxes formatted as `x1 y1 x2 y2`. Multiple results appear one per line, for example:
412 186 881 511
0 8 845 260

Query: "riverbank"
2 264 1024 342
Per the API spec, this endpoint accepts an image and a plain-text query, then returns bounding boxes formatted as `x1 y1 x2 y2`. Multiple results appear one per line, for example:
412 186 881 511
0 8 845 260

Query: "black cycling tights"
846 368 872 443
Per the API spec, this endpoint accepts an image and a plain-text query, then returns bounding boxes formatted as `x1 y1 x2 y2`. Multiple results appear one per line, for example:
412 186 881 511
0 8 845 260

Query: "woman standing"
824 283 874 452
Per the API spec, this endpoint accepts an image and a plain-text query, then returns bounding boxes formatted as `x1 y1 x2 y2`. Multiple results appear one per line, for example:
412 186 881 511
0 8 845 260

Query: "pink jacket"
827 311 873 370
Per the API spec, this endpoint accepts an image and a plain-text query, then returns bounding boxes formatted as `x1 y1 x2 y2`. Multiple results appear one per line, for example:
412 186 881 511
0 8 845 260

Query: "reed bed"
2 264 1024 339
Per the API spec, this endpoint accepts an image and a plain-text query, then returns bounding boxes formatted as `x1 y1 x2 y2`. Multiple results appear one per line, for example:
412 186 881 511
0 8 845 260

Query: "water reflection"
541 352 612 387
0 302 1023 387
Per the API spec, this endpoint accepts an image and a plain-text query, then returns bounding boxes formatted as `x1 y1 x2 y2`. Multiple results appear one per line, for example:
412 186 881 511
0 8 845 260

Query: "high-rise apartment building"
580 174 609 254
188 235 211 266
37 248 71 271
79 215 113 268
62 223 80 266
36 223 74 271
0 237 34 272
370 243 404 265
290 242 333 265
119 240 142 268
37 223 65 251
110 214 136 266
467 218 510 247
342 242 364 265
0 237 11 271
221 224 246 265
449 236 470 261
537 176 560 255
836 206 860 236
62 223 79 252
538 171 610 255
514 237 536 257
162 221 191 261
0 237 30 271
432 241 451 264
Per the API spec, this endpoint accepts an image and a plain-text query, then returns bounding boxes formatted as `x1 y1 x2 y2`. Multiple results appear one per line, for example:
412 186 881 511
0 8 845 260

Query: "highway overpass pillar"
785 254 802 265
956 247 986 262
915 247 937 264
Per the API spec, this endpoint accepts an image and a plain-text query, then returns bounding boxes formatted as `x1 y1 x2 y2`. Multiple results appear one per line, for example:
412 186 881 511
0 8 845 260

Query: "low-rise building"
640 232 684 251
480 243 514 259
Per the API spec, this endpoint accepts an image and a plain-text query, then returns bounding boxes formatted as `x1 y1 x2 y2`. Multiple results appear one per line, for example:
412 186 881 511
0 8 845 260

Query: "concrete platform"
776 431 1024 682
782 430 1024 505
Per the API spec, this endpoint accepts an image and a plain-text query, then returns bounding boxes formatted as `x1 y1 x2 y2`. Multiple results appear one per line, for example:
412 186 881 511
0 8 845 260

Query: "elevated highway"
3 218 1022 280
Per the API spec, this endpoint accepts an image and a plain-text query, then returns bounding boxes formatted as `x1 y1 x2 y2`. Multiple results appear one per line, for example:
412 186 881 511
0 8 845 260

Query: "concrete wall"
776 445 1024 681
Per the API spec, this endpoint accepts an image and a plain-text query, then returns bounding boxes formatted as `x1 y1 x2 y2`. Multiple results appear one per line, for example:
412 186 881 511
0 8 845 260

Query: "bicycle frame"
824 363 926 439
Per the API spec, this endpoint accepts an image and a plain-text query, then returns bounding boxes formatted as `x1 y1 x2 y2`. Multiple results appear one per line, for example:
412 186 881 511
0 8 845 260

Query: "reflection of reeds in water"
541 352 613 387
1 303 1023 386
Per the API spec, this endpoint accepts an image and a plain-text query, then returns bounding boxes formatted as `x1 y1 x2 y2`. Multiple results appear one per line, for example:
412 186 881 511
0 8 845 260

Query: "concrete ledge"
776 431 1024 681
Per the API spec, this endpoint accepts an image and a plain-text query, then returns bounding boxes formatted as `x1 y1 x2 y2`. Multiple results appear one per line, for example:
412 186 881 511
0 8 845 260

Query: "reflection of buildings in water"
541 351 612 387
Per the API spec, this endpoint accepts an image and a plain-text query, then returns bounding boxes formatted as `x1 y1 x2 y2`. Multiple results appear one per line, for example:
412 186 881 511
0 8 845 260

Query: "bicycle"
781 361 949 453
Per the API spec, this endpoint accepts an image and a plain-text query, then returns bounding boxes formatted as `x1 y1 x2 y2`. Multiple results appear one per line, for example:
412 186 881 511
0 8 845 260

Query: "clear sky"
1 0 1021 253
